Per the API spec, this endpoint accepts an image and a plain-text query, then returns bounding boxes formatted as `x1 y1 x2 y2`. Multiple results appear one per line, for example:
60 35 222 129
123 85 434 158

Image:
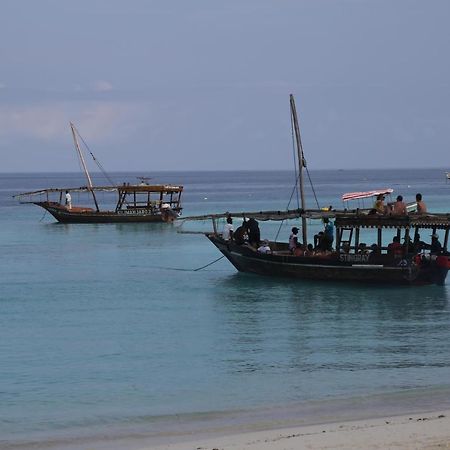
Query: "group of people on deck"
222 216 261 247
222 214 335 256
221 192 444 257
387 232 444 257
373 192 427 215
288 220 334 257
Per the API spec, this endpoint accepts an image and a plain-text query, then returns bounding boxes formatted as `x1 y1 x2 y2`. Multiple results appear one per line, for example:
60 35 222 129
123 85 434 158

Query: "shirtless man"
416 193 427 214
392 195 407 215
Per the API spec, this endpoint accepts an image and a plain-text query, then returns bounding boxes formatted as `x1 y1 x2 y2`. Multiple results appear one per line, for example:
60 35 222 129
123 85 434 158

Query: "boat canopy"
342 189 393 202
14 184 183 202
117 184 183 193
182 207 450 231
180 209 306 222
14 186 118 198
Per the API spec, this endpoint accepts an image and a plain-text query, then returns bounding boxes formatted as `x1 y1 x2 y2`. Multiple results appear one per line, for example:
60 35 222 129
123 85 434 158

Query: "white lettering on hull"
339 254 370 263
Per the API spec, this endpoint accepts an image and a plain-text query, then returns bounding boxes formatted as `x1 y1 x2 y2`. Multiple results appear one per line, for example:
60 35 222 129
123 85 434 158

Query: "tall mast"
289 94 307 246
70 122 100 211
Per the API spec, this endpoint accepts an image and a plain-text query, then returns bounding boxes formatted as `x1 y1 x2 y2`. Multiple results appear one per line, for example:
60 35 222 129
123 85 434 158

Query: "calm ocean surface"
1 169 450 448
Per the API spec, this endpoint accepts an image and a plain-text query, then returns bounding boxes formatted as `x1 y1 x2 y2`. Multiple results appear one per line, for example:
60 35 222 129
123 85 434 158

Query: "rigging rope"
273 102 321 241
305 165 321 210
75 128 117 187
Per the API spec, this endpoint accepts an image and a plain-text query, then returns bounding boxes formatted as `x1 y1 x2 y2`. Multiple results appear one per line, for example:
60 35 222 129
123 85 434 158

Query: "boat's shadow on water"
212 272 450 313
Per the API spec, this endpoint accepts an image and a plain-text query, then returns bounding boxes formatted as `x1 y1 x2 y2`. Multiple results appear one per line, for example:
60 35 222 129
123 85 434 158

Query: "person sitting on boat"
374 194 387 214
387 236 404 258
288 227 299 253
429 233 443 254
233 220 248 245
65 190 72 210
413 233 426 253
222 216 234 241
305 243 314 256
293 244 307 256
314 231 324 250
392 195 407 215
247 218 261 247
370 243 380 255
416 193 427 214
358 243 369 255
257 239 271 254
403 235 415 255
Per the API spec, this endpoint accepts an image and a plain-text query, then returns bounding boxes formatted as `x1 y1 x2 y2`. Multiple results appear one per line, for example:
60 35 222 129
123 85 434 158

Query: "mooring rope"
150 255 225 272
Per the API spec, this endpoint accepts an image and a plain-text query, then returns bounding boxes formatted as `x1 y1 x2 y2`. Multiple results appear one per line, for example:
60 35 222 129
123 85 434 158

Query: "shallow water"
1 169 450 446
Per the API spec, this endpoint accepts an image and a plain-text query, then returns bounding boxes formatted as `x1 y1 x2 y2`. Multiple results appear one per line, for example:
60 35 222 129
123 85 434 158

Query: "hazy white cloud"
0 101 140 141
0 83 5 89
92 80 114 92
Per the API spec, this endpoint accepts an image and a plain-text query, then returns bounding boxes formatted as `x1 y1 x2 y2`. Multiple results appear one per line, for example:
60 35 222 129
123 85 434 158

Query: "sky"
1 0 449 172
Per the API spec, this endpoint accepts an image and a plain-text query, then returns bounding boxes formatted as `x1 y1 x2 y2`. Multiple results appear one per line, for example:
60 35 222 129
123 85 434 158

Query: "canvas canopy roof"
342 189 394 202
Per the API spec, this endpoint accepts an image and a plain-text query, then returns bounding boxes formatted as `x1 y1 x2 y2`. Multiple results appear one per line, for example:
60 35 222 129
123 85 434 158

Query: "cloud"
0 101 140 141
92 80 113 92
0 83 5 89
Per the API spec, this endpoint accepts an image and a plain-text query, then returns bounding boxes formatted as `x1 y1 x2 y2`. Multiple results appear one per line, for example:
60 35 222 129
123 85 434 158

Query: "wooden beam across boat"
180 208 339 222
14 186 118 197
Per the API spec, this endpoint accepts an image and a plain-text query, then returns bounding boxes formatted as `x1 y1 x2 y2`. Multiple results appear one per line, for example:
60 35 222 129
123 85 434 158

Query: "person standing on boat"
392 195 407 215
222 216 233 241
289 227 299 253
233 220 248 245
416 193 427 214
65 191 72 210
323 218 334 250
247 218 260 247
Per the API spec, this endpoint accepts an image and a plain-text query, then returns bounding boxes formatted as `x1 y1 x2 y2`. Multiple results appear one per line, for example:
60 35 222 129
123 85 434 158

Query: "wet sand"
148 410 450 450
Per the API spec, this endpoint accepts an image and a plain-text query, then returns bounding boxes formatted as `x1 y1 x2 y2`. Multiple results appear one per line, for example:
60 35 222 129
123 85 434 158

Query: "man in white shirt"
222 216 233 241
65 191 72 210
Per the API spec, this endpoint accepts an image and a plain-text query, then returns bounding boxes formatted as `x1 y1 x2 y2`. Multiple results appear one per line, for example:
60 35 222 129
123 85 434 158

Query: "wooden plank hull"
207 235 449 286
35 202 179 224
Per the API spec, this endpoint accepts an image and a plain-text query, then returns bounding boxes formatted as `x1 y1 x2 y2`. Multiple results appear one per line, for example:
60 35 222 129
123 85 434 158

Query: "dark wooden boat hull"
35 202 179 224
207 235 449 286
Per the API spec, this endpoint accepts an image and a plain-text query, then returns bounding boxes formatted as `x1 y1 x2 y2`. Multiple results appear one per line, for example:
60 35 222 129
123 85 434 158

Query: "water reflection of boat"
15 124 183 223
186 96 450 286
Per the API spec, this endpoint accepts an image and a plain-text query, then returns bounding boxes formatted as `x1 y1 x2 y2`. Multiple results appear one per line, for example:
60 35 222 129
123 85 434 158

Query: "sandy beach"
147 410 450 450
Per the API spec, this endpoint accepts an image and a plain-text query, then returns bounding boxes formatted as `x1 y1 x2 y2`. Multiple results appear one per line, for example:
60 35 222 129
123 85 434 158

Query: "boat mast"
289 94 307 246
70 123 100 212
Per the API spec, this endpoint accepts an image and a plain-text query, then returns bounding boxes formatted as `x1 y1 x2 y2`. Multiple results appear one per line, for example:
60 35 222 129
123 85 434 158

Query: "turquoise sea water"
1 169 450 448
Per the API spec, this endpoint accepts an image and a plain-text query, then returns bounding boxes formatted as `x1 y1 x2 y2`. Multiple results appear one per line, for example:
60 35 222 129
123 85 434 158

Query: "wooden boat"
203 209 450 286
184 96 450 286
15 124 183 223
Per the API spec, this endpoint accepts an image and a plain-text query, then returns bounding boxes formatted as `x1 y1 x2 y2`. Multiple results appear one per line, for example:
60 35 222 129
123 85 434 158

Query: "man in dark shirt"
247 218 260 247
430 233 443 254
233 220 248 245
